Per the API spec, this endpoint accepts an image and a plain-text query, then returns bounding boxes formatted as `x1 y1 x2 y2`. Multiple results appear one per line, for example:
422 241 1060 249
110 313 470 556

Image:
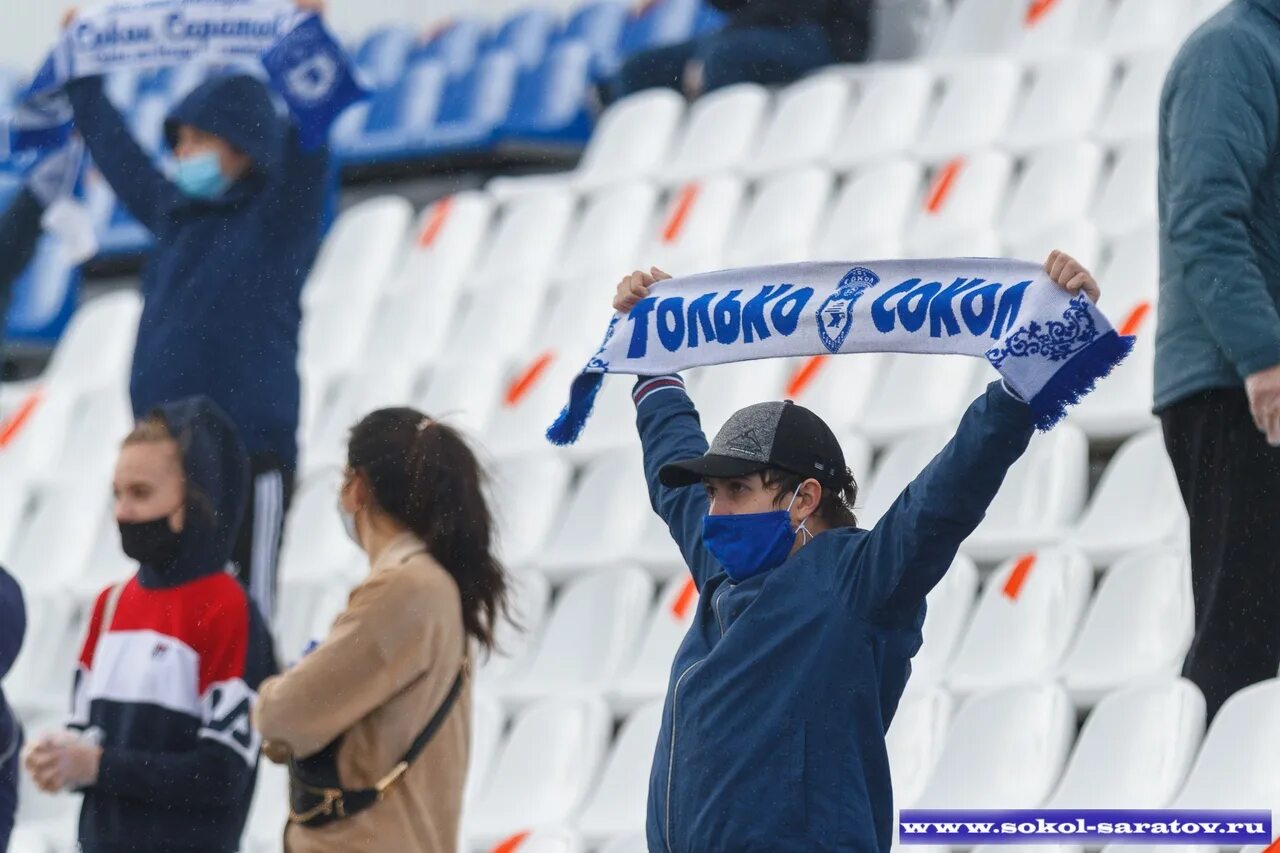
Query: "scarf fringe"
546 372 605 446
1027 330 1136 432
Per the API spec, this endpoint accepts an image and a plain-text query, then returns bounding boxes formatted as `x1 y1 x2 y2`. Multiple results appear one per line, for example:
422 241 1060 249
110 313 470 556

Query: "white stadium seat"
1005 53 1112 153
487 88 686 198
661 83 771 185
962 424 1089 562
301 196 411 311
469 187 578 297
1170 678 1280 813
998 143 1105 247
477 570 552 690
1005 220 1103 273
465 693 507 808
826 67 933 171
536 450 652 580
1094 143 1158 238
598 834 648 853
1059 548 1194 706
7 477 111 591
858 427 952 529
783 354 888 436
929 0 1024 57
4 587 85 717
488 452 574 570
856 354 980 446
645 176 747 277
497 567 652 706
690 359 794 438
913 683 1075 808
1096 49 1176 144
1065 430 1187 568
723 167 834 268
886 686 954 808
910 555 979 690
1101 0 1196 55
42 290 141 393
745 73 853 177
463 696 612 848
552 181 659 293
1046 679 1204 808
609 574 698 714
628 511 693 583
243 760 289 853
572 88 687 191
946 548 1092 695
814 160 922 260
915 59 1022 163
577 701 664 846
907 151 1014 253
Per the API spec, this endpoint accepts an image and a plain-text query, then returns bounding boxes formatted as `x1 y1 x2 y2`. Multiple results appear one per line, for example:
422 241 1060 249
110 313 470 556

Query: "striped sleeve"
633 374 687 407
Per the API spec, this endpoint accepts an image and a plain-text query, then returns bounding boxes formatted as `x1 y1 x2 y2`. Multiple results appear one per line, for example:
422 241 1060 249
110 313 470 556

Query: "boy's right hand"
613 267 671 314
61 7 78 28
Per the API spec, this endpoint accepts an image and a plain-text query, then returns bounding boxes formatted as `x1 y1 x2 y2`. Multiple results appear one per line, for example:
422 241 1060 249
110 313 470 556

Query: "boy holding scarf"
617 253 1099 851
57 0 335 623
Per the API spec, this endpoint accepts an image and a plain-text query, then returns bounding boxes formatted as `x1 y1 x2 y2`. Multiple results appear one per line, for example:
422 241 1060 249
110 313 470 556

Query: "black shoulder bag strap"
287 660 468 828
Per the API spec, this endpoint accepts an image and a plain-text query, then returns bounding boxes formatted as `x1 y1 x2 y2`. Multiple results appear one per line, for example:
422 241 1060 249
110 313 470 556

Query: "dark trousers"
1161 388 1280 719
230 453 295 627
604 23 835 103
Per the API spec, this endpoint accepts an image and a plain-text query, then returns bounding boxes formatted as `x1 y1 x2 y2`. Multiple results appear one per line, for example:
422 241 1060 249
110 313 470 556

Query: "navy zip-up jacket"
66 74 332 469
71 397 277 852
634 377 1034 852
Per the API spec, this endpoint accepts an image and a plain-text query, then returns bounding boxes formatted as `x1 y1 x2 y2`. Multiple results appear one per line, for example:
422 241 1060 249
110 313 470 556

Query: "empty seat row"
490 50 1169 202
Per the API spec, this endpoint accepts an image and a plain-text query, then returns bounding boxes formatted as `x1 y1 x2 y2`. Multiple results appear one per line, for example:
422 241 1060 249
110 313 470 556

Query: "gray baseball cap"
659 400 851 489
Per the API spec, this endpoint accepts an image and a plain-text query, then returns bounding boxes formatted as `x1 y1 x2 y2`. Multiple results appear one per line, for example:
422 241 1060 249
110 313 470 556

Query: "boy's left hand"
1044 249 1101 304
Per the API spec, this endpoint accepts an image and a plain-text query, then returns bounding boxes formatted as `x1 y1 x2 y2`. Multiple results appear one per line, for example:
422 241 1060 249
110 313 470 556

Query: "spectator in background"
23 396 277 853
254 409 512 852
0 147 84 359
59 0 334 624
604 0 873 102
1155 0 1280 720
0 567 25 851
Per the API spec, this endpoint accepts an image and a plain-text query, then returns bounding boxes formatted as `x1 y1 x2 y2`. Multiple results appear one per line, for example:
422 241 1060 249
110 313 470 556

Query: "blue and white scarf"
547 259 1136 444
2 0 366 160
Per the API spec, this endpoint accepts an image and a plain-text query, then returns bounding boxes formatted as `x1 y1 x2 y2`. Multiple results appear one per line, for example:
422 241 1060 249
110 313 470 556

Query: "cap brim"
658 454 767 488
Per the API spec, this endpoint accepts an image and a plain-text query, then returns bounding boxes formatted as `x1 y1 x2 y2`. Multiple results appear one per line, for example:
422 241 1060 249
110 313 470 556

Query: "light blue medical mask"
174 151 231 199
702 486 811 583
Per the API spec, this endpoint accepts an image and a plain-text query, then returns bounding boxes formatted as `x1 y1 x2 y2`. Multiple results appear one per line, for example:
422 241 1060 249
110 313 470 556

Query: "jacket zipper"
666 658 705 853
713 585 730 636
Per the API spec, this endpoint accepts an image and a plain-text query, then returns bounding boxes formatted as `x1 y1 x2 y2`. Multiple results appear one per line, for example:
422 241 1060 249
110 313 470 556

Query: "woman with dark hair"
253 408 511 852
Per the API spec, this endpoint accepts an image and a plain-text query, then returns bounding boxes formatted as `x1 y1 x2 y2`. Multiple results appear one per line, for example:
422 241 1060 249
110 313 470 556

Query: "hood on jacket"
0 566 24 679
163 73 285 177
136 396 250 589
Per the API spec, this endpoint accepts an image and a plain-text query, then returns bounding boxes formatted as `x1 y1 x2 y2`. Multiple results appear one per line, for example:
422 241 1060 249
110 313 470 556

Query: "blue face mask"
702 486 811 583
174 151 231 199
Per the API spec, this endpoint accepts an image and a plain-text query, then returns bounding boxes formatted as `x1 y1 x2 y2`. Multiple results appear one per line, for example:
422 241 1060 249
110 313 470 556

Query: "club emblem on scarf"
283 50 339 105
817 266 880 354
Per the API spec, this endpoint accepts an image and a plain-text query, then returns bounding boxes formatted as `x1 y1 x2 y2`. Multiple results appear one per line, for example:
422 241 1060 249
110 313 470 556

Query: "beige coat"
255 533 470 853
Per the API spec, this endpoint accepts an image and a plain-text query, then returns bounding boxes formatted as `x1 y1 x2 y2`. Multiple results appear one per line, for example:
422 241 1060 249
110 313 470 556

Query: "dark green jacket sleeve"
1161 27 1280 378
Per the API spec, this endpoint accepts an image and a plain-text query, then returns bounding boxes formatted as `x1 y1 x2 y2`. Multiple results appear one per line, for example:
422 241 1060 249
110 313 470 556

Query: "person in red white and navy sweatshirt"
24 396 277 853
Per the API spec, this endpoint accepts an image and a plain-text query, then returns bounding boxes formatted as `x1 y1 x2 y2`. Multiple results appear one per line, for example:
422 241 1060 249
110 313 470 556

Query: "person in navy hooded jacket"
58 0 334 623
613 251 1101 852
0 566 26 851
24 396 277 853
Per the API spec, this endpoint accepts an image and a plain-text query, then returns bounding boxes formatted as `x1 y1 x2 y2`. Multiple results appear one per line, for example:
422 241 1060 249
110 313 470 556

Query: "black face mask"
118 516 183 566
